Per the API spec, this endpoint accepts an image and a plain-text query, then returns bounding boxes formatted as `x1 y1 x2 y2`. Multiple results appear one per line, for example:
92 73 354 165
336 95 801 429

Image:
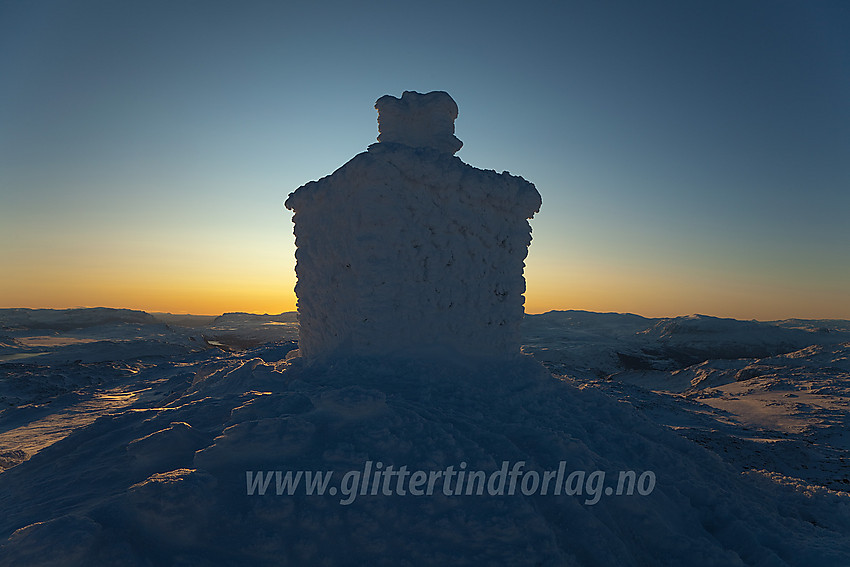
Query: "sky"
1 0 848 320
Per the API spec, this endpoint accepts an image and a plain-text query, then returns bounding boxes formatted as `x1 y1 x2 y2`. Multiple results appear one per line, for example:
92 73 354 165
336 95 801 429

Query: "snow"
285 91 541 359
374 90 463 155
522 311 850 493
0 307 849 565
0 307 158 332
522 311 850 378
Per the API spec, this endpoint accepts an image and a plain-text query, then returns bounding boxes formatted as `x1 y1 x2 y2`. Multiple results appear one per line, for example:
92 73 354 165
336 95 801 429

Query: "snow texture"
1 308 850 565
286 91 541 359
375 90 463 155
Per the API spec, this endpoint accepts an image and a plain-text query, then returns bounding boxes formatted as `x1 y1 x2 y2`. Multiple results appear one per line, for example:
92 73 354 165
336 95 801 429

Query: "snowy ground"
1 308 848 565
522 311 850 492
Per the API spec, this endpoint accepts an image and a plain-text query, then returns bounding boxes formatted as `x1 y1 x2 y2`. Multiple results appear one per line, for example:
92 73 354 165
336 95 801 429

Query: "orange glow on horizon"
4 283 847 322
2 252 846 321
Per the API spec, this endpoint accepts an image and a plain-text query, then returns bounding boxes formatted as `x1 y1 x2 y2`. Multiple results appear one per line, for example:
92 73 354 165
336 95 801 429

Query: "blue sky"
2 0 848 319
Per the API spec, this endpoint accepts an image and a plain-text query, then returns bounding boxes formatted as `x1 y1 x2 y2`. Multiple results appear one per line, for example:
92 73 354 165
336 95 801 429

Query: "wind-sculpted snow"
1 347 849 565
1 309 849 564
525 312 850 495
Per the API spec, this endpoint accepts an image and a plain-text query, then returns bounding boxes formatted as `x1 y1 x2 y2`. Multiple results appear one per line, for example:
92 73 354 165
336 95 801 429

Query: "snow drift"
2 350 849 566
1 309 849 564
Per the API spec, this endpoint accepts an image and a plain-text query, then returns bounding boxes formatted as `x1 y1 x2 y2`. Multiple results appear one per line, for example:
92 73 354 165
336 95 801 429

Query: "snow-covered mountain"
0 307 159 332
522 310 850 377
0 308 848 565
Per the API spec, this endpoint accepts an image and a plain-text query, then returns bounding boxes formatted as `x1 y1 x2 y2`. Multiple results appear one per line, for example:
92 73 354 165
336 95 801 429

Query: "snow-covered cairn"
285 91 541 359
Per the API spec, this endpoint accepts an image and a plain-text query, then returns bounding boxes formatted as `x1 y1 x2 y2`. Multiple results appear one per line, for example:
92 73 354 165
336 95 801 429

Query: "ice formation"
374 90 463 155
285 91 541 359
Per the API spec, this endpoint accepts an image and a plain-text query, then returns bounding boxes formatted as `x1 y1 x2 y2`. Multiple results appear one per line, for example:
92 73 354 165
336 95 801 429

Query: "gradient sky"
2 0 848 320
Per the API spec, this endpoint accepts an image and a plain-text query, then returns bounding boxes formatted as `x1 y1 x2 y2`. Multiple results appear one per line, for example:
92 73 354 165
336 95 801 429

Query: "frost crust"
285 92 541 359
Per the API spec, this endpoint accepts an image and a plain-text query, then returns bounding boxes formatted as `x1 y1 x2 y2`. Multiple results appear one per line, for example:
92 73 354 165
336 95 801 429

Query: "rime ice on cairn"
285 91 541 359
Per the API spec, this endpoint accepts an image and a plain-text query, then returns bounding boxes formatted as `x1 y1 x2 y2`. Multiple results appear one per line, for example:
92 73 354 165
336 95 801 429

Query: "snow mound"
1 352 849 566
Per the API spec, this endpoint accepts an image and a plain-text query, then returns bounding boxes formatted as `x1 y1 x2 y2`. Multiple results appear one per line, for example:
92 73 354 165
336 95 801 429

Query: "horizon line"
1 305 848 324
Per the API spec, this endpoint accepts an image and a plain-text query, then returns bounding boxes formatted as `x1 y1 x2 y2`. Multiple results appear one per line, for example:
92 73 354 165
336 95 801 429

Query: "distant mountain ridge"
212 312 299 325
3 307 847 373
0 307 157 331
522 310 850 377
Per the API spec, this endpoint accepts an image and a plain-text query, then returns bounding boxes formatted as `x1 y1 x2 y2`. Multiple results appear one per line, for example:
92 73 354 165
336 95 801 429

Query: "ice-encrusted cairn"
285 91 541 359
